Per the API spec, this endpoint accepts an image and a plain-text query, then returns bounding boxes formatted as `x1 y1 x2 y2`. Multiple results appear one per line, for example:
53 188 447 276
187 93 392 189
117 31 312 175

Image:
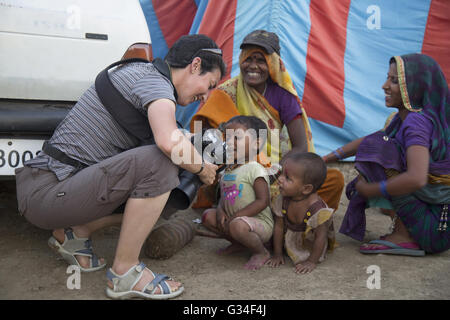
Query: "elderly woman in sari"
191 30 344 211
323 53 449 255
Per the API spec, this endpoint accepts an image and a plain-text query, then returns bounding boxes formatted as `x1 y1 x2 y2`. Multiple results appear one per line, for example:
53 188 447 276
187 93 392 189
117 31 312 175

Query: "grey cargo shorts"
15 145 179 230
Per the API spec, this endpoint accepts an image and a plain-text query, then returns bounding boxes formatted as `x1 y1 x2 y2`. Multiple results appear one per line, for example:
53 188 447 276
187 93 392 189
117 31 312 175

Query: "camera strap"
95 57 180 146
95 58 155 145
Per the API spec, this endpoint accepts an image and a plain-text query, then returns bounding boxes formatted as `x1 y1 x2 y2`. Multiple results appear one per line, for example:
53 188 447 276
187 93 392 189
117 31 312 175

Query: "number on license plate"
0 139 44 176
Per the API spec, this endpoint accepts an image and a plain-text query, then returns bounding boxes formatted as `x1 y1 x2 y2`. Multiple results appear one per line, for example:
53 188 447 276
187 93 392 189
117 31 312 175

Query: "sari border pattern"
393 55 421 113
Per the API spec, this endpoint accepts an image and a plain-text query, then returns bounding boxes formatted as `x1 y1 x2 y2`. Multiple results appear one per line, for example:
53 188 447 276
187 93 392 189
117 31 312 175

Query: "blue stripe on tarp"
189 0 209 34
139 0 169 59
277 0 311 101
233 0 271 77
313 0 431 157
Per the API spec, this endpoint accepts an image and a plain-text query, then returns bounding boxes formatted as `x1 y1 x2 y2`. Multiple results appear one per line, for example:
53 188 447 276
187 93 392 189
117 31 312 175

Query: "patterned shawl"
386 53 450 176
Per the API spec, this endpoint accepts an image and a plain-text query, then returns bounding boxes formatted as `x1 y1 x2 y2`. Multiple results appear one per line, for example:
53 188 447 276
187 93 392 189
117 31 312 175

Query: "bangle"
332 150 343 160
379 180 390 198
194 162 204 175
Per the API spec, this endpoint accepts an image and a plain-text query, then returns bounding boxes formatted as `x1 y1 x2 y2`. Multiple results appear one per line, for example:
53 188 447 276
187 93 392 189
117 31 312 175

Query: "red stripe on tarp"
153 0 197 48
422 0 450 83
302 0 351 128
198 0 237 81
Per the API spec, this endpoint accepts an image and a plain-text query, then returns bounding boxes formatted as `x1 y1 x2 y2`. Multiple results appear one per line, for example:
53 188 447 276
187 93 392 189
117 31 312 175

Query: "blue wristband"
379 180 390 198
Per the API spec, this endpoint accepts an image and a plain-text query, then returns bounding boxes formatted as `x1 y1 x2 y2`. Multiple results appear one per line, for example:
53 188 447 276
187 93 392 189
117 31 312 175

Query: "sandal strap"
61 228 90 252
107 262 172 294
106 262 146 292
143 272 171 294
61 229 102 268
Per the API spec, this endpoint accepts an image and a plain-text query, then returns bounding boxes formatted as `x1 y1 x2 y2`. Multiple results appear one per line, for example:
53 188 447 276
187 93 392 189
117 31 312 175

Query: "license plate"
0 138 44 176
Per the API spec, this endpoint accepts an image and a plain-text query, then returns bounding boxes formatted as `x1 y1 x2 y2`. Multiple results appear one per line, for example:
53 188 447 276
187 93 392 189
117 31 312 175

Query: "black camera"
162 129 226 217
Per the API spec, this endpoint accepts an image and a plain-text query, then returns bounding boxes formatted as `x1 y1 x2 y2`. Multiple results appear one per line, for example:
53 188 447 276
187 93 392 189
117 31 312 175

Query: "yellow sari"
191 47 315 167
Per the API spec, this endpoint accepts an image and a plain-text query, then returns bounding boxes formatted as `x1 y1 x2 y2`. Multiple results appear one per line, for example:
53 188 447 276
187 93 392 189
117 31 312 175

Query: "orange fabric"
192 184 217 208
190 89 239 131
317 168 345 210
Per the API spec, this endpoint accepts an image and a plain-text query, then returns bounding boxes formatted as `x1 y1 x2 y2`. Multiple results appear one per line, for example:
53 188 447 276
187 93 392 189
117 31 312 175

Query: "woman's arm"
286 117 308 153
232 177 270 219
356 145 429 198
322 137 365 163
147 98 217 185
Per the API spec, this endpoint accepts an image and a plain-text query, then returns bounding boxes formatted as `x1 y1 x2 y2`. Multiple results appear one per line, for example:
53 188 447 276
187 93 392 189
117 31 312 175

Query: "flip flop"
359 239 425 256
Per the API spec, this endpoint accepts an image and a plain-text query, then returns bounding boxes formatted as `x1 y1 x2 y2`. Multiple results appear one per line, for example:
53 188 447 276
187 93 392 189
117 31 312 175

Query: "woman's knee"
131 146 180 197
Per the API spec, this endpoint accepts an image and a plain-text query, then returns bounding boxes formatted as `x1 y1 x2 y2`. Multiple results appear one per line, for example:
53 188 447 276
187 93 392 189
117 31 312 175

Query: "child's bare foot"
216 243 245 255
244 251 270 271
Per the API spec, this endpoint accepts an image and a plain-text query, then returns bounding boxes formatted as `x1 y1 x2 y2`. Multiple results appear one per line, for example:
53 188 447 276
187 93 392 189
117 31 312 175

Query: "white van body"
0 0 151 176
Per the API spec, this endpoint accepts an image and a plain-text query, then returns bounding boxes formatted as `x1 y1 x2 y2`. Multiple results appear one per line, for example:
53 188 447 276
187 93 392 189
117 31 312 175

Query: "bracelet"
194 162 204 175
379 180 390 198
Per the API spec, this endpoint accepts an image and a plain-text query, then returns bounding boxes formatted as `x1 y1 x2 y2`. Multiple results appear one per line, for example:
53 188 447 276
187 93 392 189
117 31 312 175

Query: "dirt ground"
0 163 449 300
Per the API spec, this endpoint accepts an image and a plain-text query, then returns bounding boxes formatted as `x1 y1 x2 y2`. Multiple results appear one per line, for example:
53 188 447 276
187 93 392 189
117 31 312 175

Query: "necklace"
262 83 267 96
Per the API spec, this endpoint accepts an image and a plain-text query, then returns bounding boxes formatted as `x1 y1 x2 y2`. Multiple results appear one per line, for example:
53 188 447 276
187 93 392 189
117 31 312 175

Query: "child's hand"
266 254 284 268
216 208 227 234
294 261 317 274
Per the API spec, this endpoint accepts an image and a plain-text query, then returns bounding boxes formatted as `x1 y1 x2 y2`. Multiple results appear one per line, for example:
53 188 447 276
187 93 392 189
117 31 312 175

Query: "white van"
0 0 151 176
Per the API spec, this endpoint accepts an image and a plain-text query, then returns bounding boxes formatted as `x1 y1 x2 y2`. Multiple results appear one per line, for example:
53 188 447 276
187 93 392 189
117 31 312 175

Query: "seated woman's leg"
392 198 450 253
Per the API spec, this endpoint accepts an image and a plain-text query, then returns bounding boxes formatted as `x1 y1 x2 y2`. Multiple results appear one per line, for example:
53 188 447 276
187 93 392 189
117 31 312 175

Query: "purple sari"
340 54 450 253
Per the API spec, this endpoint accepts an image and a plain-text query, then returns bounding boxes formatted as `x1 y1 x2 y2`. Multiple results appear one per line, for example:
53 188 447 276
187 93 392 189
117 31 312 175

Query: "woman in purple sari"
323 53 449 255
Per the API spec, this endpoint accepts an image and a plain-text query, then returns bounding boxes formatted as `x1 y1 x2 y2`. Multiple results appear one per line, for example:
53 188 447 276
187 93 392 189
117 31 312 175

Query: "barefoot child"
267 152 336 273
202 115 273 270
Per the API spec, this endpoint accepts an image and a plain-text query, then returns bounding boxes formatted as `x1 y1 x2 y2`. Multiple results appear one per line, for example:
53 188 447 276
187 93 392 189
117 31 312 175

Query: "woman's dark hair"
165 34 227 79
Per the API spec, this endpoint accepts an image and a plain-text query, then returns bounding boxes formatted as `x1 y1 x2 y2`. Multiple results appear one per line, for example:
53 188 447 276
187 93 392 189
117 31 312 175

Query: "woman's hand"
198 162 218 185
216 206 228 234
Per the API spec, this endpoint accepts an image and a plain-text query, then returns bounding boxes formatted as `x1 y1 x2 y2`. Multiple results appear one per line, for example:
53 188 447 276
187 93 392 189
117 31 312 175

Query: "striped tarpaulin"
140 0 450 157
